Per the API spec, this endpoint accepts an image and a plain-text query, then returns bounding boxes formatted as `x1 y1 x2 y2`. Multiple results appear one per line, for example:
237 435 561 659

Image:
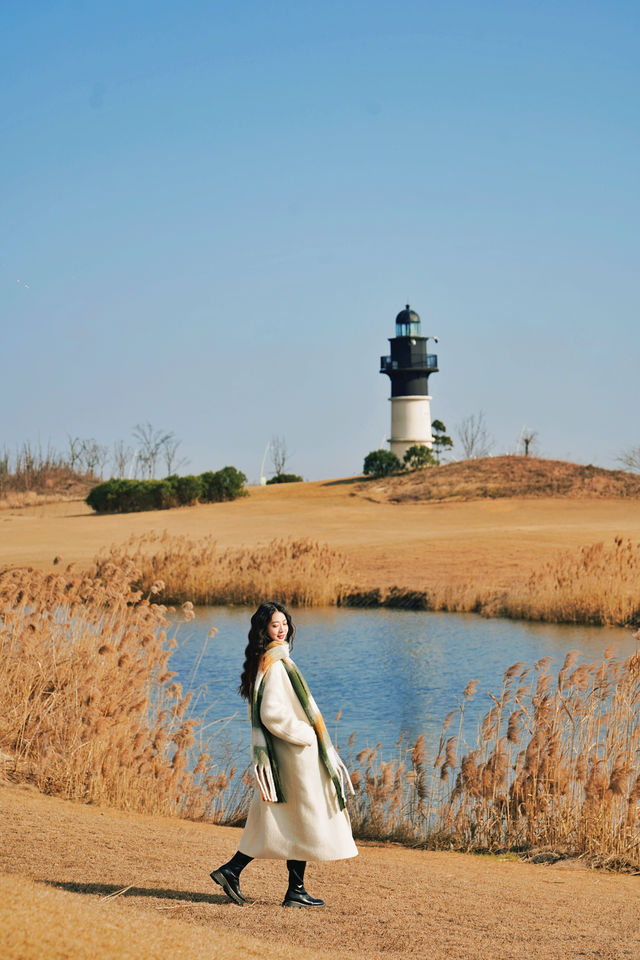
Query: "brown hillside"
357 456 640 504
0 470 95 511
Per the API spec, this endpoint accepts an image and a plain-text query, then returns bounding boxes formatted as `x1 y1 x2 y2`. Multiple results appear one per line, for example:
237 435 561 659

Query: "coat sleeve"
260 662 316 747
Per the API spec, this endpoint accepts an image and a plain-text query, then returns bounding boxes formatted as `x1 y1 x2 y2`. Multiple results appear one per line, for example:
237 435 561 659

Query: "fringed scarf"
251 640 354 810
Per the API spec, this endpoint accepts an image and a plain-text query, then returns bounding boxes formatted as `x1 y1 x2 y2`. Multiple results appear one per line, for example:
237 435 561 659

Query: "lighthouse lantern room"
380 304 439 461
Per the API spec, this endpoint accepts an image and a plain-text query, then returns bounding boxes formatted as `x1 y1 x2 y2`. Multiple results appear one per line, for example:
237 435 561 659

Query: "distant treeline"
86 467 247 514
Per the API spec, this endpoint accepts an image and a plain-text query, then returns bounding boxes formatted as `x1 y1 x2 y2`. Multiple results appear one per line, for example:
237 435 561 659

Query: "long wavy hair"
238 601 296 700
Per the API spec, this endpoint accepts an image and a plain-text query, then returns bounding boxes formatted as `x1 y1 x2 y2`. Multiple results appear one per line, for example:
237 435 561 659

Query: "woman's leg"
211 850 253 905
282 860 325 908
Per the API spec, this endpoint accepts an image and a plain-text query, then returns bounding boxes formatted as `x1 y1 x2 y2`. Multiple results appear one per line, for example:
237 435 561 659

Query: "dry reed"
342 643 640 867
0 563 233 820
91 532 352 607
489 537 640 625
346 538 640 627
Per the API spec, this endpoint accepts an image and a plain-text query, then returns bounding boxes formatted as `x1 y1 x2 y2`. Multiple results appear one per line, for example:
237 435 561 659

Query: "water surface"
170 607 636 764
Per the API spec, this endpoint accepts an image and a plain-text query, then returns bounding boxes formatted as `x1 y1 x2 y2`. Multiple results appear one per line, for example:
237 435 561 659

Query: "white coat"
239 660 358 861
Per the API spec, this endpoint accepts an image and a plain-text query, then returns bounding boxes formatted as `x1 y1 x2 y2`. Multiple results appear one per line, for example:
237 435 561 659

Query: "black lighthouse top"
395 304 421 337
380 304 438 397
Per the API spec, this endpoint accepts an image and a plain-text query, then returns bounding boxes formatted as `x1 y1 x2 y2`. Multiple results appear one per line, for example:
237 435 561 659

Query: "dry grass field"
3 459 640 603
1 780 639 960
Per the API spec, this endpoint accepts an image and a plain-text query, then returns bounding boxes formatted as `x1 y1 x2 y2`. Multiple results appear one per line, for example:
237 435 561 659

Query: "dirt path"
1 780 638 960
2 480 639 594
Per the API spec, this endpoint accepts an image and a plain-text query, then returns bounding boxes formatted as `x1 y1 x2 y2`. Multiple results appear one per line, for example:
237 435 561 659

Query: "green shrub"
165 474 202 505
86 479 174 514
403 445 436 470
85 480 113 513
87 467 247 514
363 449 401 477
200 466 248 503
266 473 303 485
139 480 174 511
431 419 453 463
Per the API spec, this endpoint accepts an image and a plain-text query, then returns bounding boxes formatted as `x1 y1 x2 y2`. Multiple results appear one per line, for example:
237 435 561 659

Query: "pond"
169 607 637 767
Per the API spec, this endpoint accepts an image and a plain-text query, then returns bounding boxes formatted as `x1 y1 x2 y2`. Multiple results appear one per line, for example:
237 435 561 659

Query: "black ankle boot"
282 859 325 908
211 851 253 905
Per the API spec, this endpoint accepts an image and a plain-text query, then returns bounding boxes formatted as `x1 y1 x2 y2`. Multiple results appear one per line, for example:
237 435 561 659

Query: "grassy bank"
92 533 351 607
485 537 640 625
356 536 640 627
91 532 640 627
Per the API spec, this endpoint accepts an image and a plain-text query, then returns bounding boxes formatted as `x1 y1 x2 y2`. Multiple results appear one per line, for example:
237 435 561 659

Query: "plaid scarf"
251 640 354 810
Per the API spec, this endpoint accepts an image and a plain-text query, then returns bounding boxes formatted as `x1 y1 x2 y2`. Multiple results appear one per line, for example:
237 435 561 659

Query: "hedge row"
86 467 247 514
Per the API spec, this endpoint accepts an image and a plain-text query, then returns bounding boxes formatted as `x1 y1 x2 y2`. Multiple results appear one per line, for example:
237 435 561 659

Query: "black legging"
285 859 306 890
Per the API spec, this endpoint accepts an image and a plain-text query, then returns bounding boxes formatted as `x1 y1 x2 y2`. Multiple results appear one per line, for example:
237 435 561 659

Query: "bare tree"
270 435 288 477
519 428 538 457
163 435 188 475
456 412 493 459
67 436 83 472
132 422 174 479
112 440 133 478
0 446 8 496
80 439 109 477
617 446 640 473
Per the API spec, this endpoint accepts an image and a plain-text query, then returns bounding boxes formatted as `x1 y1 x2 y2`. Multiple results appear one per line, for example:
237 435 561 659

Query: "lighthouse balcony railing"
380 354 438 373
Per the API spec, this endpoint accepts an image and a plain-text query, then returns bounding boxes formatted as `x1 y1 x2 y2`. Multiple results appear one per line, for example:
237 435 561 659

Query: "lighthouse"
380 304 439 460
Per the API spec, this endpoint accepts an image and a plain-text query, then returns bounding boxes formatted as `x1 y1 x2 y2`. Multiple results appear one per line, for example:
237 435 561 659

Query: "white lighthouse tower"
380 304 439 461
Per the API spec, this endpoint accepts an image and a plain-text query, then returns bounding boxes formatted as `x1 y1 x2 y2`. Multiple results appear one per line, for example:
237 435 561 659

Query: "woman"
211 601 357 908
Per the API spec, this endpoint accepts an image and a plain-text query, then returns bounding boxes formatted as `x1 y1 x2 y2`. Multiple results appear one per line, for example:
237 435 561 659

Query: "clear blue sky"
3 1 639 481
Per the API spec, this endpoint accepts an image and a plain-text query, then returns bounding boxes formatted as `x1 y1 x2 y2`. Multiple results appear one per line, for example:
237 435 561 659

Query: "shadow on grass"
321 476 365 487
45 879 226 905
